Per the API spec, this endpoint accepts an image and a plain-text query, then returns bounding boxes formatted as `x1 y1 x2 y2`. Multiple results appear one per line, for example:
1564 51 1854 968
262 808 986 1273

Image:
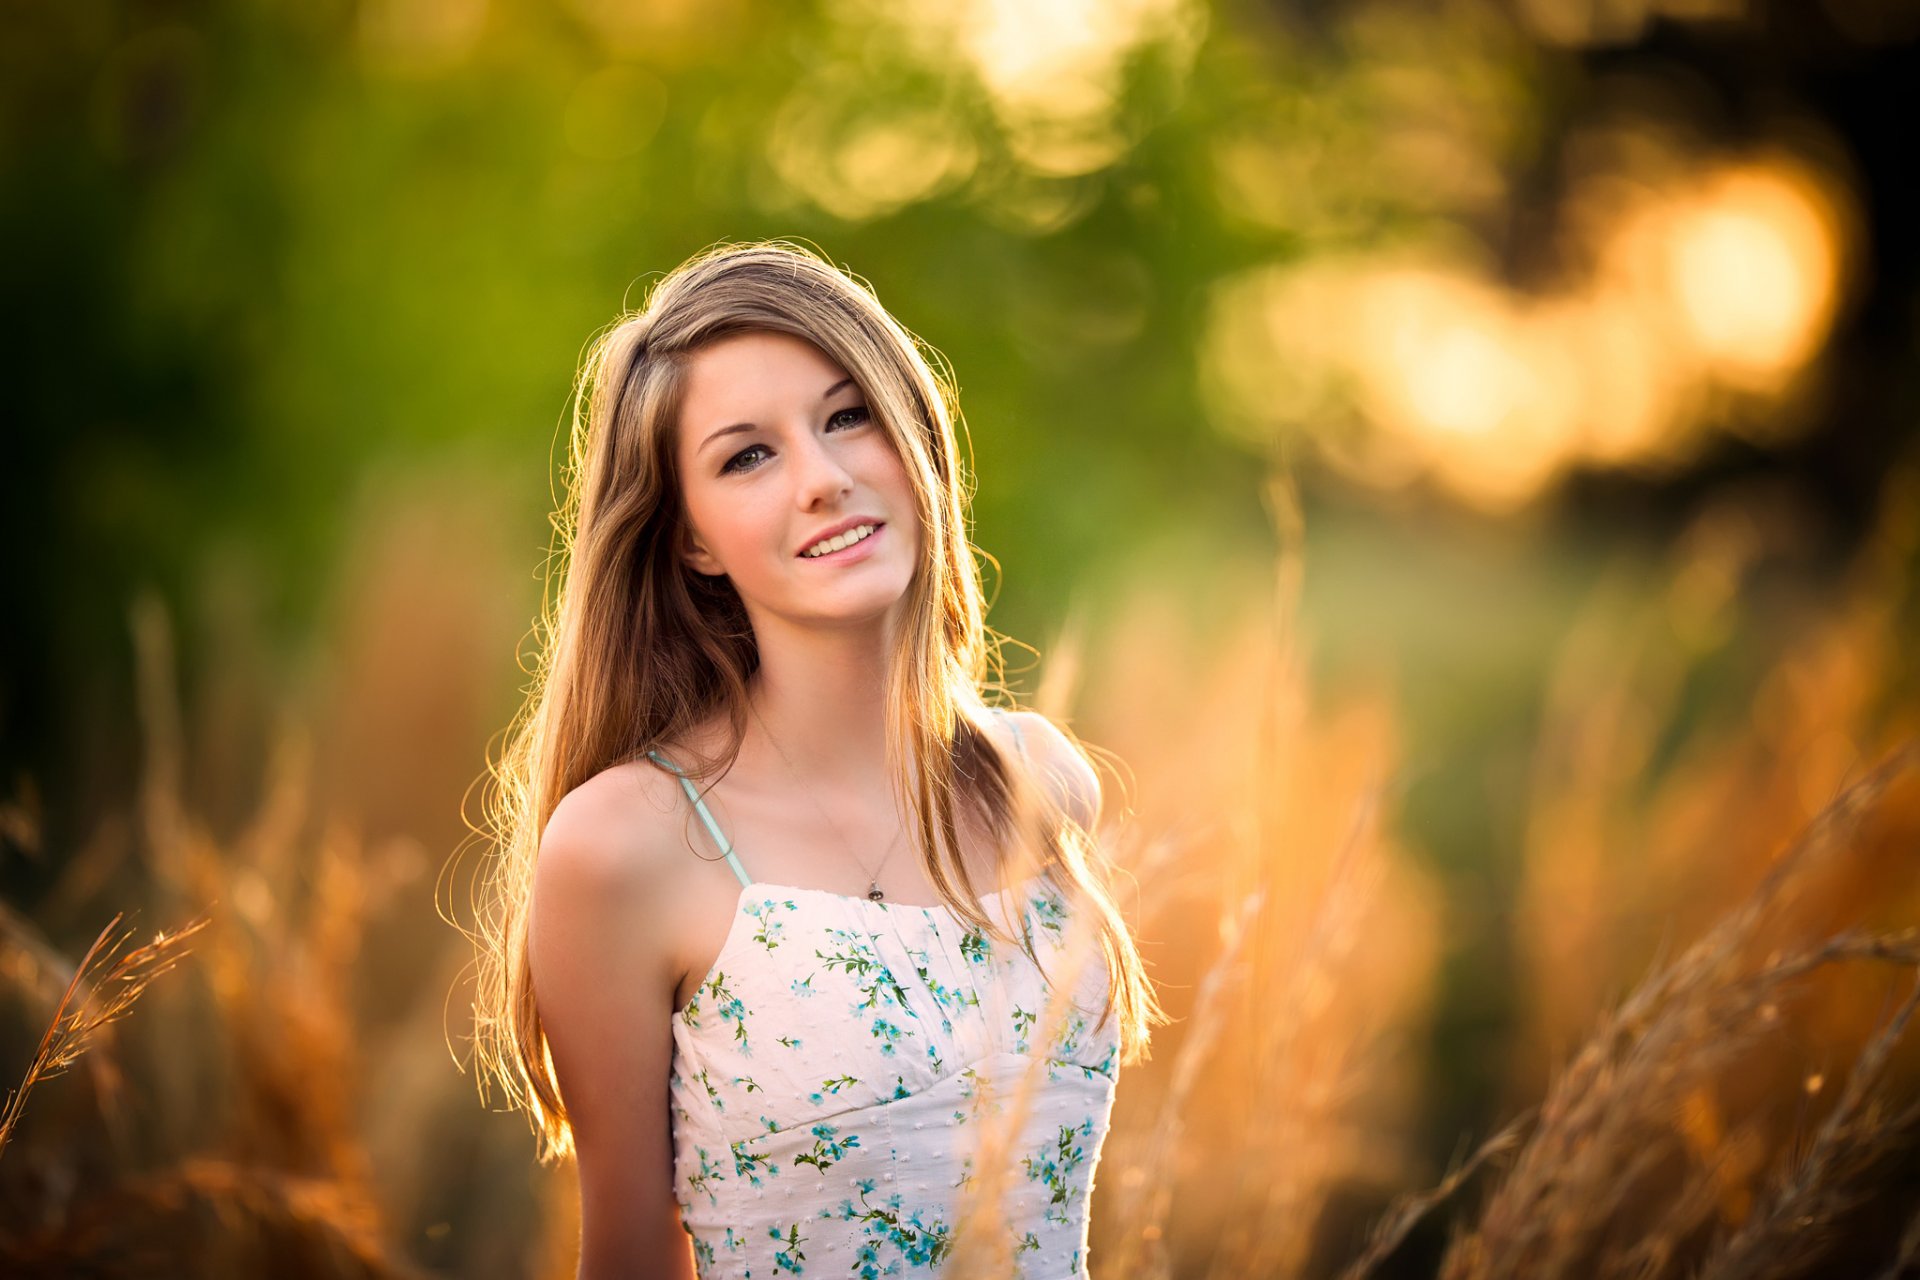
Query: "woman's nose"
792 432 854 507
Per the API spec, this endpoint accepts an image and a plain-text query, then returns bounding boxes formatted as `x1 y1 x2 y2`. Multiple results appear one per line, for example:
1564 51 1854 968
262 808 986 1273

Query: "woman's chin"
787 585 916 631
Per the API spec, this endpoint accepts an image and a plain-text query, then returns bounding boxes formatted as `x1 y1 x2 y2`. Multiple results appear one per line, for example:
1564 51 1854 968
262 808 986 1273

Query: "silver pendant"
867 884 885 902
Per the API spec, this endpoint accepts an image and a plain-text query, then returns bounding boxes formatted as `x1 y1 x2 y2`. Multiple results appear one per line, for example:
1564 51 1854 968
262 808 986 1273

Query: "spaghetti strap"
646 750 753 889
991 705 1027 760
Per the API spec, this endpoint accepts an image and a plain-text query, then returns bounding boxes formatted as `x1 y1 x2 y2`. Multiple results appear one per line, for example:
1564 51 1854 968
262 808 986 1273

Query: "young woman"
473 241 1162 1278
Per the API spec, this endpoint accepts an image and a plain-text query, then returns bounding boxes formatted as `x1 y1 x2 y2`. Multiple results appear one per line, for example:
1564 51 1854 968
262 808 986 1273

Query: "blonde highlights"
470 240 1162 1160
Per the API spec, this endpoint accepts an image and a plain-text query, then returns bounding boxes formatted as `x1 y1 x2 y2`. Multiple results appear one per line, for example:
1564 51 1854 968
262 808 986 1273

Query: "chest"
665 794 1016 1013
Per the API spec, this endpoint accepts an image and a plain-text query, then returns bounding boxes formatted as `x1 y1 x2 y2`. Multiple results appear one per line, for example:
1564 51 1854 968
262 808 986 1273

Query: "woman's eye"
721 444 771 475
828 406 871 430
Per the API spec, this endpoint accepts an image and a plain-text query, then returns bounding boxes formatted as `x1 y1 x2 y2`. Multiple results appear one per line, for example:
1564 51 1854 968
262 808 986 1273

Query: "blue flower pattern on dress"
669 873 1119 1278
747 897 797 952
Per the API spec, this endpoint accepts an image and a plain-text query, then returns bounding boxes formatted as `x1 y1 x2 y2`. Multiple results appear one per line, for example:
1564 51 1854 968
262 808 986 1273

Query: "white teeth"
803 523 876 557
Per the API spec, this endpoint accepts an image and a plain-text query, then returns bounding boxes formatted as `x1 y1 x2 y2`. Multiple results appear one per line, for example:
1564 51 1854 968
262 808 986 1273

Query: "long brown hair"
470 239 1162 1160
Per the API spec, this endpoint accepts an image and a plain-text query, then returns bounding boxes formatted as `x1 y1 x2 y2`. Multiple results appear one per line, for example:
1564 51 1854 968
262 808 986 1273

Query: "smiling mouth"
800 522 881 558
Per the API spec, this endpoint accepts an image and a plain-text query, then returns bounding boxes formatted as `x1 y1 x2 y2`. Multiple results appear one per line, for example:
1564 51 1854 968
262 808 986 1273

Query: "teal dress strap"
991 706 1027 760
646 750 753 889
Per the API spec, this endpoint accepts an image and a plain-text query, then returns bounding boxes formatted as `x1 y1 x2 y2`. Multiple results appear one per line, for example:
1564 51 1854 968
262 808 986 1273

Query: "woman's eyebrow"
699 421 756 455
697 377 859 455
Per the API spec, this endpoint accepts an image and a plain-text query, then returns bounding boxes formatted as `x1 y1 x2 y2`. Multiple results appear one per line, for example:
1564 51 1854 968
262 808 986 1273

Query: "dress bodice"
665 875 1117 1278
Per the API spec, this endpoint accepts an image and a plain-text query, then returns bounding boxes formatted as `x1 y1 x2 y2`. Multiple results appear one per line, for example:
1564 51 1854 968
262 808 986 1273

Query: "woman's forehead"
677 332 857 445
687 331 846 391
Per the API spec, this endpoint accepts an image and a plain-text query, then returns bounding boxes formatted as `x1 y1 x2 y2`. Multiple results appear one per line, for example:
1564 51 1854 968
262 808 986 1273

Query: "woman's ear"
680 524 724 577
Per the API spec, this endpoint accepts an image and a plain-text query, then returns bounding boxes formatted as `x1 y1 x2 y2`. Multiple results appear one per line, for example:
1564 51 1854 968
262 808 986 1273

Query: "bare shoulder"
998 709 1102 830
528 757 692 1033
535 757 688 902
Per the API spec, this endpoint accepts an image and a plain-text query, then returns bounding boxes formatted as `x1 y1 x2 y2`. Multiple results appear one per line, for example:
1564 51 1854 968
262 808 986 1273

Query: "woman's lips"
798 521 884 563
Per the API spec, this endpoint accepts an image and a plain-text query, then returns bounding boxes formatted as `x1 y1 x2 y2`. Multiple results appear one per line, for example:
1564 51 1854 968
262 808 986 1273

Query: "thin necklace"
749 698 905 902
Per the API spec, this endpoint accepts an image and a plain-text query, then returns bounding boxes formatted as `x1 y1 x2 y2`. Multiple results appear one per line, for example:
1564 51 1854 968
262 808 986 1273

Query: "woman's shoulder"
990 707 1102 830
535 754 694 905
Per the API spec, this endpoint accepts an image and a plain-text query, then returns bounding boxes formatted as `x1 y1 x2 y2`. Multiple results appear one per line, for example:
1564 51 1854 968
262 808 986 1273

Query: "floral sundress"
651 717 1120 1279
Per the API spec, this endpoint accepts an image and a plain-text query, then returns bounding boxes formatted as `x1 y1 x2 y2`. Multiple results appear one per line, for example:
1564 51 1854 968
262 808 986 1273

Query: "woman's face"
674 330 922 633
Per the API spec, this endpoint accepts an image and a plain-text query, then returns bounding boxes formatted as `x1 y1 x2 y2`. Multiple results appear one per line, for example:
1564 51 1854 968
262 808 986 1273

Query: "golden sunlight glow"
769 94 978 223
1198 259 1359 451
1201 150 1853 511
832 0 1201 181
1359 271 1529 441
1355 271 1576 510
835 115 977 211
960 0 1196 171
1664 164 1845 391
1547 291 1691 466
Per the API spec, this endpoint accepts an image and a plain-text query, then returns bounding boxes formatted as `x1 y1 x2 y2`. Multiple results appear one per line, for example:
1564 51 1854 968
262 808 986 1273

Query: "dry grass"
1432 748 1920 1280
0 590 448 1278
1 1156 434 1279
0 909 206 1160
1077 470 1445 1279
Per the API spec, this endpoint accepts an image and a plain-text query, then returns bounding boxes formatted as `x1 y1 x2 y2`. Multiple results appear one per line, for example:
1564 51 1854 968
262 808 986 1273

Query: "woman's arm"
529 776 696 1280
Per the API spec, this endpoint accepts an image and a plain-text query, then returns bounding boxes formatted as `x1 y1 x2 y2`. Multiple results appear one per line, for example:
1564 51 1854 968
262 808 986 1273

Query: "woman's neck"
742 614 900 786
